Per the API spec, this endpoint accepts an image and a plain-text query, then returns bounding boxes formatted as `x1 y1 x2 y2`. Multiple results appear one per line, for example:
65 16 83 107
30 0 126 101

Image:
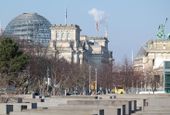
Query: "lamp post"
95 68 97 94
46 67 50 95
89 65 91 94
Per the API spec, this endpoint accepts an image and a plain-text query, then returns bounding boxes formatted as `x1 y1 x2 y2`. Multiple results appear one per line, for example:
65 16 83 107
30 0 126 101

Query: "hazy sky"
0 0 170 63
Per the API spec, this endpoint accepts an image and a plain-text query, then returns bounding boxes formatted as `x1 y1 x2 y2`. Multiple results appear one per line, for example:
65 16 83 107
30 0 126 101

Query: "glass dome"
4 13 51 46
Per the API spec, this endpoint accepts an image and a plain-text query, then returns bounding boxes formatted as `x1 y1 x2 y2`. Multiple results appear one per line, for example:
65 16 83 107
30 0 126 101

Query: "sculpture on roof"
156 18 168 39
157 24 165 39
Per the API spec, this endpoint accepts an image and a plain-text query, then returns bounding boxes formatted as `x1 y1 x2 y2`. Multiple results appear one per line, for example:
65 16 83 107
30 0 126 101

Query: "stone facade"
48 24 82 63
134 39 170 88
48 24 113 67
80 35 113 67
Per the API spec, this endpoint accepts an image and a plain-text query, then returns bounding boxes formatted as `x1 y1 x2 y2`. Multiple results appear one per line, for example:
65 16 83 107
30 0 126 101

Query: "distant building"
4 13 113 67
80 35 113 67
48 24 83 63
163 61 170 93
134 39 170 88
4 13 51 46
48 24 113 67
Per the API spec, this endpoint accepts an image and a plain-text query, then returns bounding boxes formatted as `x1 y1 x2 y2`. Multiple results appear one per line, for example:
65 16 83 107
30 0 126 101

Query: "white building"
134 39 170 88
48 24 113 67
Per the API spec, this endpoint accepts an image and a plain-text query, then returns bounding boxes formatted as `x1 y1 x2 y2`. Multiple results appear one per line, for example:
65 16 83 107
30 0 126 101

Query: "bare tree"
98 63 113 93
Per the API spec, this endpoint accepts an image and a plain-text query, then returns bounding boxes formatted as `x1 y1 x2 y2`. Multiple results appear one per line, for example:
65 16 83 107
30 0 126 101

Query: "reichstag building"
3 12 113 67
4 13 51 46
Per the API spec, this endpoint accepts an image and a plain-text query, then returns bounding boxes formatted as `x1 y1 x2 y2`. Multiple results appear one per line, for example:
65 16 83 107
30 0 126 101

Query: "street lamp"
95 68 98 94
89 65 91 94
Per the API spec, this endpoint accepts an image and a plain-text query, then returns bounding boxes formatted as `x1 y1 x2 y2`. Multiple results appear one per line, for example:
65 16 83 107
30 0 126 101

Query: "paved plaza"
0 94 170 115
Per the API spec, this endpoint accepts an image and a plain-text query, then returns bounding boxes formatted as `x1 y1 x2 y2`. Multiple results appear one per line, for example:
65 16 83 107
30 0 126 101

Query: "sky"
0 0 170 63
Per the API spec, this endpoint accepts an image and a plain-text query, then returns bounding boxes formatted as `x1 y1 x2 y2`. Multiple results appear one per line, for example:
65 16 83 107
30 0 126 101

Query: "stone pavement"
131 95 170 115
1 94 170 115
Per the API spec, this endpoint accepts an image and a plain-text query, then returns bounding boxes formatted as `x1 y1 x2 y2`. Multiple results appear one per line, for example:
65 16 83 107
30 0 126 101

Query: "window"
165 61 170 69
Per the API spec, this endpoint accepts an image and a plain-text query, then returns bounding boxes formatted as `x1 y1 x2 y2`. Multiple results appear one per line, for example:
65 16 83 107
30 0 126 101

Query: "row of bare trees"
17 39 147 95
1 38 153 95
14 39 89 95
97 58 145 94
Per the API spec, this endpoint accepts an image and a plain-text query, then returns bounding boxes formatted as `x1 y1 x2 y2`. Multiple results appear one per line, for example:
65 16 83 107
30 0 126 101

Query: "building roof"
4 13 51 46
51 24 81 31
136 46 147 58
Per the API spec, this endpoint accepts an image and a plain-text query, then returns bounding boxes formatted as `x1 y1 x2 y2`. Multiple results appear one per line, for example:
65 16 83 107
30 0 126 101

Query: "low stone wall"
0 102 37 114
0 104 13 114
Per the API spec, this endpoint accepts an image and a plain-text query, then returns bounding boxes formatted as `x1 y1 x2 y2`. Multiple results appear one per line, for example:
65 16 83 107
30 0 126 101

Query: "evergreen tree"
0 37 29 86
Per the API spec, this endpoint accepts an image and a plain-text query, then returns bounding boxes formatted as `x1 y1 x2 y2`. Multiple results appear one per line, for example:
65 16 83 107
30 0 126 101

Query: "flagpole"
89 65 91 94
65 8 67 25
131 50 134 64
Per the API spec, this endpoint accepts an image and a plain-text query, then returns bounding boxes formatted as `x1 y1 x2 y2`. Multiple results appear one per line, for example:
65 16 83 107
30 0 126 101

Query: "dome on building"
4 13 51 46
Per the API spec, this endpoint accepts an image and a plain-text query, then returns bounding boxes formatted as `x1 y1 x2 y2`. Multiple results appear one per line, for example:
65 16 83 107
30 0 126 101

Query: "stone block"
0 104 13 114
10 102 37 112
